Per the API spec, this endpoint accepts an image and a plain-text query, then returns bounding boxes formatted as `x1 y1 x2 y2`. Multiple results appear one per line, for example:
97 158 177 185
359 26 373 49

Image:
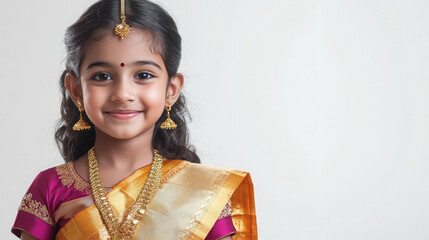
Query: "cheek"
139 83 168 121
141 80 167 101
82 86 107 116
141 84 166 109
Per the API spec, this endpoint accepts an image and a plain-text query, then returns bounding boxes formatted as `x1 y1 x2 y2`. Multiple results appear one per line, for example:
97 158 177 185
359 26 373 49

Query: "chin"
110 133 137 140
102 126 154 140
107 131 143 140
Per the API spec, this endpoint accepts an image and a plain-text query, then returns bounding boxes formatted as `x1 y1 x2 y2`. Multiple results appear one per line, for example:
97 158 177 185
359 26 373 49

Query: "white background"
1 0 428 239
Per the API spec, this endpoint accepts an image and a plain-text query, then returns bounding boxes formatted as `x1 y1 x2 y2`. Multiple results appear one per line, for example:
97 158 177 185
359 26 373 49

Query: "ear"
64 72 83 106
166 73 184 105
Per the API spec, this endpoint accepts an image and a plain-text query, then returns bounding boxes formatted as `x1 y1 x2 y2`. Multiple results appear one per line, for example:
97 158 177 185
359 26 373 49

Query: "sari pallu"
56 160 257 240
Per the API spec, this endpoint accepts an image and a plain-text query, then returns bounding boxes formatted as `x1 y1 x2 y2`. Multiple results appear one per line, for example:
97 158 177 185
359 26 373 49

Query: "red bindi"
120 63 125 67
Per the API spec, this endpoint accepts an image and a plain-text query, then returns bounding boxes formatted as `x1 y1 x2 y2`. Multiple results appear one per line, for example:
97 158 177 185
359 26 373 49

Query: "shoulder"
171 160 253 189
23 166 58 198
35 165 63 185
53 162 91 193
34 162 90 194
12 163 91 236
21 163 91 213
31 163 73 187
185 161 251 177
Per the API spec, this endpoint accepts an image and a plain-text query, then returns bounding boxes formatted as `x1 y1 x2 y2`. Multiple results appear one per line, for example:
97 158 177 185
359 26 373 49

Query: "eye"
135 71 155 80
91 72 112 81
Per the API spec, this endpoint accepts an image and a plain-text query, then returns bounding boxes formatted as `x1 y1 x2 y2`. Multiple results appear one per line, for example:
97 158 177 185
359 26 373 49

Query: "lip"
105 110 142 120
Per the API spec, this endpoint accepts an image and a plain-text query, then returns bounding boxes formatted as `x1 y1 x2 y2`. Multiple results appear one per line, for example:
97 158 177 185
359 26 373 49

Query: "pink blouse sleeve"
205 200 237 240
11 170 56 240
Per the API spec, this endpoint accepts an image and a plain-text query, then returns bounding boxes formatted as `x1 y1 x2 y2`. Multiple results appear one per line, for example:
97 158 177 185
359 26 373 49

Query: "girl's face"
66 30 182 140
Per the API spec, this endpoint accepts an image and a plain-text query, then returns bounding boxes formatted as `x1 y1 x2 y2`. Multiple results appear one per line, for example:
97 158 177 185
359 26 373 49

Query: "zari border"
161 161 190 185
178 170 230 240
56 162 91 194
19 193 55 226
218 200 232 219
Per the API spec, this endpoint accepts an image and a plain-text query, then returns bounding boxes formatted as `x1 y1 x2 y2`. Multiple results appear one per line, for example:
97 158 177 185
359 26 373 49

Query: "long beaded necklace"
88 147 163 239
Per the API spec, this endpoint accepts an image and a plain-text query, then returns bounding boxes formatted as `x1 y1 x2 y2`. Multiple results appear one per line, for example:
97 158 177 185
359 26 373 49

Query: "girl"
11 0 257 239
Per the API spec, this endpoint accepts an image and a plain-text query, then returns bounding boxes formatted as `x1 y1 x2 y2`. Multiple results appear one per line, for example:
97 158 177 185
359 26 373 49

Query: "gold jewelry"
88 147 163 239
72 100 91 131
160 99 177 129
114 0 130 39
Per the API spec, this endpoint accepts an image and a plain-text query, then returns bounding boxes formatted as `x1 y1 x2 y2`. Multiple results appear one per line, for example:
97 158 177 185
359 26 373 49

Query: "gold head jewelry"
73 100 91 131
115 0 130 39
160 100 177 129
88 147 163 239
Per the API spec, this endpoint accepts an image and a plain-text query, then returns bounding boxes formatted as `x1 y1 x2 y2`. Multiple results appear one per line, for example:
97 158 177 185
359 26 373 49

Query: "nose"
110 77 135 103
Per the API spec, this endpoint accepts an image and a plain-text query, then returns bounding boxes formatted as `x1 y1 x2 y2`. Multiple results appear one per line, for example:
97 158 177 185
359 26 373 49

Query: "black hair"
55 0 200 163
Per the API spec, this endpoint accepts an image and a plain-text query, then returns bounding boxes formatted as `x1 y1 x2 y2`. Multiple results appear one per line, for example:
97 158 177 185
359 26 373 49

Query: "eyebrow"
85 60 163 71
135 60 162 71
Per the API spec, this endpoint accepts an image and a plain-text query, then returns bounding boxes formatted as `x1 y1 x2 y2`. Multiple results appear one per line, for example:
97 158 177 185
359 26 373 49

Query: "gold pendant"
115 16 130 40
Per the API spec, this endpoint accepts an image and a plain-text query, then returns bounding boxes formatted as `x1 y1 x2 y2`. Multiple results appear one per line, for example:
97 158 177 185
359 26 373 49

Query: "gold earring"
73 100 91 131
160 100 177 130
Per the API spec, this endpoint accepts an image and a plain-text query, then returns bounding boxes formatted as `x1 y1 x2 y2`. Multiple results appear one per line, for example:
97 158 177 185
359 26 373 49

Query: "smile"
106 110 142 120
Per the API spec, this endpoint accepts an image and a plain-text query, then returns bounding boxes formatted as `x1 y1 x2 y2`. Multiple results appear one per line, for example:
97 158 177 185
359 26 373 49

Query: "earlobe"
166 73 184 105
64 72 83 104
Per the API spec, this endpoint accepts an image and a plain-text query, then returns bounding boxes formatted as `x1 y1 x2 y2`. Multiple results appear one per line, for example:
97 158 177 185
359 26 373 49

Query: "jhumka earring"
114 0 130 39
160 99 177 130
73 100 91 131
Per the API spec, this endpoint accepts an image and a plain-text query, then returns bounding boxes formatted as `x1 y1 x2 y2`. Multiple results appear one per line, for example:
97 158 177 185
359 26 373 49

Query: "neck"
93 127 155 172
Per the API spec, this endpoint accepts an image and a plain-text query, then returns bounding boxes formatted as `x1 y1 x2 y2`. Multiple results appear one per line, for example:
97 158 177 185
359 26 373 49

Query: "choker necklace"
88 147 163 239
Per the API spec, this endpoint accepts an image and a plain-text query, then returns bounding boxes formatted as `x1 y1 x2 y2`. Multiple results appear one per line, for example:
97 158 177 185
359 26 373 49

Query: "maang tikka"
73 100 91 131
160 99 177 129
115 0 130 39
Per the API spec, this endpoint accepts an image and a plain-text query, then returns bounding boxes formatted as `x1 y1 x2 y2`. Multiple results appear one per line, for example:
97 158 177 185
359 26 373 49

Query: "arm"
21 231 39 240
219 236 233 240
12 171 55 240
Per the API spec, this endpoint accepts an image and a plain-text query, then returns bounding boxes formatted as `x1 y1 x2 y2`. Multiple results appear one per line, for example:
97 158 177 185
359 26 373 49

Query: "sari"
12 159 257 239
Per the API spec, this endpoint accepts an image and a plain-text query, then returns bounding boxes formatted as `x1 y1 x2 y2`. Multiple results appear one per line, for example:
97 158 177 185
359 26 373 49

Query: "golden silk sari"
55 160 257 240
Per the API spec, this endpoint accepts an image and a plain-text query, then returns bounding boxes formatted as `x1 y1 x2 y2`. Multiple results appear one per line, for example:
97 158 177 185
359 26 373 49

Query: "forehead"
80 30 165 71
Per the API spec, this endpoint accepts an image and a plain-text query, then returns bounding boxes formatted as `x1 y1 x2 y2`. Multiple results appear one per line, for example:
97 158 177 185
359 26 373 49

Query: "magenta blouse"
12 163 236 239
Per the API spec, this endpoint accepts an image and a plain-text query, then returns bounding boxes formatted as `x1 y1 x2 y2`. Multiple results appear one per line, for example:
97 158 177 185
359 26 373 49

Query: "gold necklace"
88 147 163 239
